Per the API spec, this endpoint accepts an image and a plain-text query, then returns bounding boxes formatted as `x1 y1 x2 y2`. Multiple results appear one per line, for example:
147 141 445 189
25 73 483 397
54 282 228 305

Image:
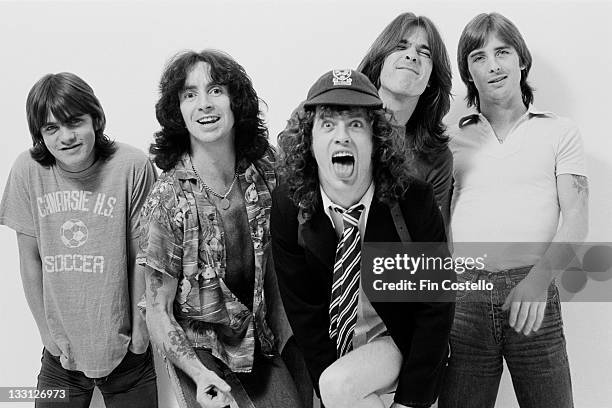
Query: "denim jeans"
36 346 158 408
167 348 302 408
438 266 573 408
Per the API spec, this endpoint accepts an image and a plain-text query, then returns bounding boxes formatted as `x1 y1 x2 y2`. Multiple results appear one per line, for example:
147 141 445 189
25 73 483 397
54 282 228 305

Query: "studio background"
0 0 610 407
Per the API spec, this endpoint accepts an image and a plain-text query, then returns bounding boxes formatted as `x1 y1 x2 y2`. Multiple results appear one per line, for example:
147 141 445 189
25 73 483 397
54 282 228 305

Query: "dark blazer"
271 179 454 408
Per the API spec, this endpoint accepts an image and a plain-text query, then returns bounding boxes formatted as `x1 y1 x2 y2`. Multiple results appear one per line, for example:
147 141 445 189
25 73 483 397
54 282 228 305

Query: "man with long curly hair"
137 49 301 408
272 69 454 408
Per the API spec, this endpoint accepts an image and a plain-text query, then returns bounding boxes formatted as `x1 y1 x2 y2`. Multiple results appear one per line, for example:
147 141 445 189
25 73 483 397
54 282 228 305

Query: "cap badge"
332 69 353 86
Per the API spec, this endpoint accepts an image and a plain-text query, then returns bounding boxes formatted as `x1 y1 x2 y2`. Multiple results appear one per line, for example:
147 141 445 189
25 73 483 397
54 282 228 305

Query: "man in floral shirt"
137 49 301 408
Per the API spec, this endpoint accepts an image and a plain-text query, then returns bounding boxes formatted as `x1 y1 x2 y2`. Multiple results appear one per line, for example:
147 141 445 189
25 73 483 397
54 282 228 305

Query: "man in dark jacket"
272 69 454 408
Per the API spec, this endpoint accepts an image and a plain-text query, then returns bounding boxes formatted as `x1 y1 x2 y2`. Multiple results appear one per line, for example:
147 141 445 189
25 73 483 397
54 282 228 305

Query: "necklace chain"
190 157 238 200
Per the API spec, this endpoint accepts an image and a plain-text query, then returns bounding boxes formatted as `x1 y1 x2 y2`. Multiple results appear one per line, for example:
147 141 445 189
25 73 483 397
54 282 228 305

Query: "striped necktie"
329 203 364 357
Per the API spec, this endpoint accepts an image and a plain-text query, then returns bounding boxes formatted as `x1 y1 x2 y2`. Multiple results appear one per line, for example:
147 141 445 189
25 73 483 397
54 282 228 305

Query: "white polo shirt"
449 107 587 271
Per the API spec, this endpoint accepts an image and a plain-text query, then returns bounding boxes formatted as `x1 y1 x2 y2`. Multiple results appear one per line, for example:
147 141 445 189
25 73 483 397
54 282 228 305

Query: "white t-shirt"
449 108 587 270
0 143 156 377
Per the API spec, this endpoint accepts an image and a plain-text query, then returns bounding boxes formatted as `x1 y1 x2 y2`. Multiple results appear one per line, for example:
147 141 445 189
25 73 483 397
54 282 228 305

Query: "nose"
488 59 501 73
197 93 213 111
333 124 351 144
404 45 417 62
58 126 77 145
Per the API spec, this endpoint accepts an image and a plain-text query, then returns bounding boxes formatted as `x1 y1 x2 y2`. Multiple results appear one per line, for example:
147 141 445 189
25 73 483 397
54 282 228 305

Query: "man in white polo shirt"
438 13 588 408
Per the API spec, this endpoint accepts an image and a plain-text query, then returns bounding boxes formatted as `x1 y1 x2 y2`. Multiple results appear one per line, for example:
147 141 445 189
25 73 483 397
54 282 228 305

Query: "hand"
502 274 549 336
195 370 233 408
129 331 150 354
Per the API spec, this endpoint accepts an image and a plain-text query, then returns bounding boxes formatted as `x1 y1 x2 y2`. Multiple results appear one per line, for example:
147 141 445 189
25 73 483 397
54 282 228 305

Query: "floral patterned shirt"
137 153 277 372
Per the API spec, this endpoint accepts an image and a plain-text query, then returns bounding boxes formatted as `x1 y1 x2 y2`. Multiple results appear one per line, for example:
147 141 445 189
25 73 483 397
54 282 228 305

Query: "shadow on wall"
585 154 612 241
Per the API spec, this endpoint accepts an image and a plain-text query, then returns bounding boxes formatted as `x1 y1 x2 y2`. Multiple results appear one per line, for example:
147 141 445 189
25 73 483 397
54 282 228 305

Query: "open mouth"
331 151 355 178
196 116 220 125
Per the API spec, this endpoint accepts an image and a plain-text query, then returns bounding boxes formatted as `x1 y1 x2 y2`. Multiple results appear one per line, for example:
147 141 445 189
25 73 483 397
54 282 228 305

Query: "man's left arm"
128 158 158 353
503 173 589 335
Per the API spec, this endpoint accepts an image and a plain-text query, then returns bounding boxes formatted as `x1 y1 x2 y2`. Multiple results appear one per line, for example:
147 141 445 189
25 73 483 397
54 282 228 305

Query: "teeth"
332 152 353 158
196 116 219 124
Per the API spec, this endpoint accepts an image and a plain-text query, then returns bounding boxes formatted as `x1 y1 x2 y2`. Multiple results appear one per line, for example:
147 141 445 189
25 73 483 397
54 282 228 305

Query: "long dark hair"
277 105 415 218
26 72 116 166
358 12 452 162
151 49 269 171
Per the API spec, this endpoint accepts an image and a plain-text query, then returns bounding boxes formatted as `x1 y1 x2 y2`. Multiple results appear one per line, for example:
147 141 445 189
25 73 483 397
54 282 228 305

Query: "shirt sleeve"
555 120 587 178
129 158 158 239
0 155 37 237
136 176 184 279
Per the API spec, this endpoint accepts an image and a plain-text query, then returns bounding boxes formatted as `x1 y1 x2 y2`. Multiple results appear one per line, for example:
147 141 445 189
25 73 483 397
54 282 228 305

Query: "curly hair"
277 105 415 218
357 12 452 162
457 12 534 111
26 72 116 167
151 49 269 171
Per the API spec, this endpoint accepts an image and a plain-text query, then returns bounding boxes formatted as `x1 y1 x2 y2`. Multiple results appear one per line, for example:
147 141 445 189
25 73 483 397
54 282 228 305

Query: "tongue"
333 162 354 178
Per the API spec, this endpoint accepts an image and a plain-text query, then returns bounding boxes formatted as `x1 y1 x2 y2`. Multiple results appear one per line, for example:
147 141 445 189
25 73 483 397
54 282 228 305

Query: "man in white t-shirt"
438 13 588 408
0 72 158 407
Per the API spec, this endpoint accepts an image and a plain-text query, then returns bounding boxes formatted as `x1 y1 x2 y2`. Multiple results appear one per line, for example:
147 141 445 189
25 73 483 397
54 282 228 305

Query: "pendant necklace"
190 157 237 210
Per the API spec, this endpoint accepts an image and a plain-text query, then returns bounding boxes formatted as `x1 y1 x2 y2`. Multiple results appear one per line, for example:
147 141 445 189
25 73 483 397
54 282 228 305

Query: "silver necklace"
190 157 237 210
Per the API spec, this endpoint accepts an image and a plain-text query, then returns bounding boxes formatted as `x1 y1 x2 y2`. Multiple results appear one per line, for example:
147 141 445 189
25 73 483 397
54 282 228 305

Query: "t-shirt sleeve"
129 158 158 239
0 155 37 237
556 121 587 178
136 176 183 279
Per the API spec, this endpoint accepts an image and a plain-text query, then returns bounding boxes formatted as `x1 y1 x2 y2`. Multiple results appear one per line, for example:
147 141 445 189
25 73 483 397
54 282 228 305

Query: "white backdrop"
0 1 611 407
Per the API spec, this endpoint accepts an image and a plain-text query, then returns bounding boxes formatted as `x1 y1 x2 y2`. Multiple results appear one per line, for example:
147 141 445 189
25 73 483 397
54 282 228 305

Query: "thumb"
210 377 231 394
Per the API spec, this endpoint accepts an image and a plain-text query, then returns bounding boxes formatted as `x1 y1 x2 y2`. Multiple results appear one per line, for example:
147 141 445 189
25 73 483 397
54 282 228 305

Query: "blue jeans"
167 348 302 408
438 266 573 408
36 346 158 408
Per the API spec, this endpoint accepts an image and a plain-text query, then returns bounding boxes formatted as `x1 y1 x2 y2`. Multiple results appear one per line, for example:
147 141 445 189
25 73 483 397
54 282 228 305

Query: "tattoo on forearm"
163 324 196 362
571 175 589 199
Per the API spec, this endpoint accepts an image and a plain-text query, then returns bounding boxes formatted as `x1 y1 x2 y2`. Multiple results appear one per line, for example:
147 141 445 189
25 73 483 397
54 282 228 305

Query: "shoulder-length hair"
277 105 415 218
457 12 534 110
151 49 269 171
26 72 116 166
357 12 452 161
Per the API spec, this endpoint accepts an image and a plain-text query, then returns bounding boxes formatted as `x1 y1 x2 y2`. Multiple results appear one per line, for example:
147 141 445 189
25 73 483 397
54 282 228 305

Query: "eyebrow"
41 114 82 127
398 38 431 51
469 45 511 58
180 85 197 92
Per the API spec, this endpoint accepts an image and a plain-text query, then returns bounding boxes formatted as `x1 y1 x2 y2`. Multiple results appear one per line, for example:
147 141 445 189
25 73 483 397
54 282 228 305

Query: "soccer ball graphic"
60 219 89 248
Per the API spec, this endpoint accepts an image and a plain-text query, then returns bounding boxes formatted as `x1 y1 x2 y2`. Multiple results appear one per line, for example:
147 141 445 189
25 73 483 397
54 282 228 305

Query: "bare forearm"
129 265 149 344
145 267 208 382
20 265 50 337
17 233 51 339
529 174 589 283
147 307 211 380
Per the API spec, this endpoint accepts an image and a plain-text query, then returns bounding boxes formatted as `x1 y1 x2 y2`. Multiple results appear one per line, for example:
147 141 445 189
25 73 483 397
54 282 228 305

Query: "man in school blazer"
272 69 454 408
